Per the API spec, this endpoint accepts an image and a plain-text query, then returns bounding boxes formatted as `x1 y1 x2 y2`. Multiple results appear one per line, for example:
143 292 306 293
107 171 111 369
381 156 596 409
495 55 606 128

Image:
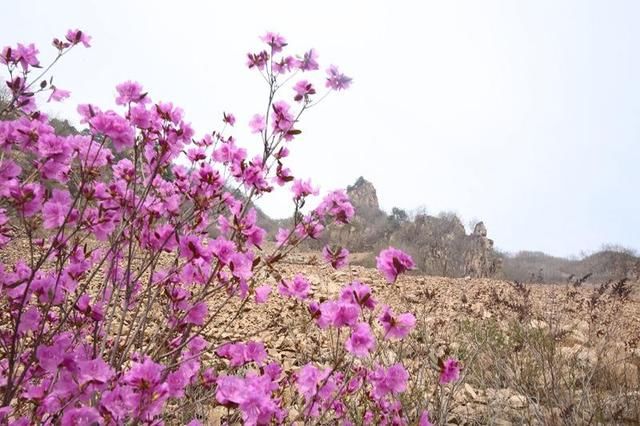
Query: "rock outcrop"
464 221 501 278
346 177 380 212
341 178 501 278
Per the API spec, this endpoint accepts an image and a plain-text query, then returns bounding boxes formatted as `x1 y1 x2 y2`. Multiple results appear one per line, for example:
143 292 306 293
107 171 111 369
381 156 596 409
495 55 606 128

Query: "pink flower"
219 374 279 425
89 111 135 152
115 81 146 105
322 245 349 269
293 80 316 102
255 285 271 304
278 274 311 300
217 343 247 367
260 32 287 53
378 306 416 340
275 163 293 186
244 341 268 365
345 323 375 357
217 341 267 367
299 49 319 71
375 247 415 283
36 344 64 372
47 87 70 102
370 364 409 399
419 410 433 426
273 55 297 74
60 407 102 426
77 357 114 385
167 367 190 398
340 281 375 310
100 386 135 422
296 363 328 399
292 179 318 199
42 189 72 229
271 101 296 139
325 65 352 90
315 190 355 224
65 29 91 47
17 307 40 334
275 228 291 246
316 300 359 329
185 302 208 326
247 51 269 70
249 114 265 133
0 46 16 65
16 43 39 70
439 358 461 384
223 112 236 126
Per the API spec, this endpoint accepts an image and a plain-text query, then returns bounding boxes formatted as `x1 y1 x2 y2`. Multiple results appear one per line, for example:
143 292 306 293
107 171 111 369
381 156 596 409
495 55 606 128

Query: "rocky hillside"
294 176 639 283
312 177 501 278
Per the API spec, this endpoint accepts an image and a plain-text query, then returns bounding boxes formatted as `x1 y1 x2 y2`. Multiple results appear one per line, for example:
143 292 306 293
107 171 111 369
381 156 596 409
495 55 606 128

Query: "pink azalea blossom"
77 357 114 385
42 189 72 229
275 228 291 246
223 112 236 126
273 55 297 74
60 407 102 426
185 302 208 326
322 245 349 269
299 49 319 71
217 341 268 368
278 274 311 300
249 114 265 133
47 87 70 102
115 81 146 105
296 363 328 399
345 323 376 357
293 80 316 102
255 285 271 304
419 410 433 426
16 43 39 70
271 100 296 139
340 281 375 310
326 65 352 90
378 306 416 340
247 51 269 70
216 373 279 425
65 29 91 47
100 386 135 422
375 247 415 283
260 32 287 53
89 111 135 152
439 358 461 384
316 300 359 329
292 178 319 199
315 190 355 224
370 363 409 399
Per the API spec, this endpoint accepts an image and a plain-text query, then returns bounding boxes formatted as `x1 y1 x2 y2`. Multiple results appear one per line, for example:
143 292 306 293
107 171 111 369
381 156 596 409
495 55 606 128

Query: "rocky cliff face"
464 221 501 278
346 177 380 212
340 177 501 278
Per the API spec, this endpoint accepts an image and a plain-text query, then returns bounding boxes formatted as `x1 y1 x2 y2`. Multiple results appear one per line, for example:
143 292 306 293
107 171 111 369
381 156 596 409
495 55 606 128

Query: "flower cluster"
0 29 460 425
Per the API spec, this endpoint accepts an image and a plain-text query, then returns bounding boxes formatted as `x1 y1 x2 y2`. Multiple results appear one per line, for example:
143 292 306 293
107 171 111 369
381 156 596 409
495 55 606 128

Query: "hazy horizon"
2 0 639 258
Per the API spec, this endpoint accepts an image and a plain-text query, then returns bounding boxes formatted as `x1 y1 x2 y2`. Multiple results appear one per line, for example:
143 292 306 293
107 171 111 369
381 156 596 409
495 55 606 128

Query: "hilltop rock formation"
464 221 501 278
346 177 380 212
336 177 501 278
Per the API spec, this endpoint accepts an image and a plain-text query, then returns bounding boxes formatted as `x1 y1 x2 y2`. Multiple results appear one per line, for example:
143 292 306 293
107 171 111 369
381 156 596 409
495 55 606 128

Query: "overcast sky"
2 0 639 257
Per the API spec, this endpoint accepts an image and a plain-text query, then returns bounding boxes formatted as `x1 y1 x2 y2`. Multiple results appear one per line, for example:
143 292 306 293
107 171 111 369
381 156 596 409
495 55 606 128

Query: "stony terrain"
203 250 640 424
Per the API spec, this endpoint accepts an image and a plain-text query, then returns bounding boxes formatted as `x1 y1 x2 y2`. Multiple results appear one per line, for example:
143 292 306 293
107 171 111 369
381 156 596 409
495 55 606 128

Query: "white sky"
2 0 639 257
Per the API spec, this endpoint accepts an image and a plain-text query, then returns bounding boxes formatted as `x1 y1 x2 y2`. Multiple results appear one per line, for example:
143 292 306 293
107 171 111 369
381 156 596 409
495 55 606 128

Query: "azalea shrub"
0 30 460 425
